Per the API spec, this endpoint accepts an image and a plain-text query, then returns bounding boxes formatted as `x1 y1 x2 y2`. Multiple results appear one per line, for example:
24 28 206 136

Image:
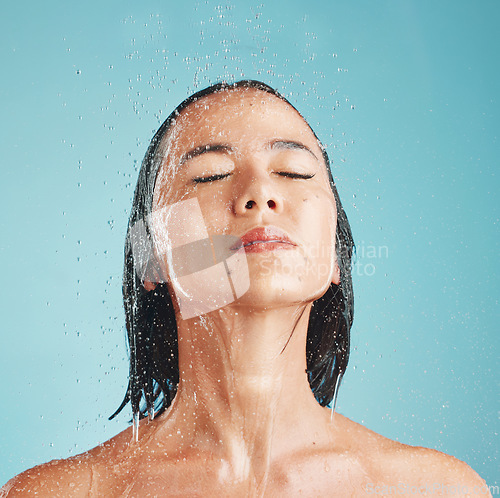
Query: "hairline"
151 85 332 199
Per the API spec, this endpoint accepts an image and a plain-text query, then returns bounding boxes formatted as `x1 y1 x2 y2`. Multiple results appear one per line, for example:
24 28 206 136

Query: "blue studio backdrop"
1 0 498 487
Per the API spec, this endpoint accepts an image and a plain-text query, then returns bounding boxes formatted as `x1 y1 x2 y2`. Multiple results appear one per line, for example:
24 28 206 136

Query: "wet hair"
110 80 355 421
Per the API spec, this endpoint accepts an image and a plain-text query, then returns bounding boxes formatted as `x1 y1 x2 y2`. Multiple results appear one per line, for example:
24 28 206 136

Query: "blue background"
1 0 498 487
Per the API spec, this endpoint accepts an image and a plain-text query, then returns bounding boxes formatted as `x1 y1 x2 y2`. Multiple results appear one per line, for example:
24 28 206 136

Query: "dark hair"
110 80 355 421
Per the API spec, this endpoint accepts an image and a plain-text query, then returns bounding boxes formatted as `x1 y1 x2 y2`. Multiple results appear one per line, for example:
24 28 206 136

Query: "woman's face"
151 88 339 314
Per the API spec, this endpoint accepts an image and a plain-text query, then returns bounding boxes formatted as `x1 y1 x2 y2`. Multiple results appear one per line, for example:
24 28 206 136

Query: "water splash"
330 374 342 423
132 410 140 442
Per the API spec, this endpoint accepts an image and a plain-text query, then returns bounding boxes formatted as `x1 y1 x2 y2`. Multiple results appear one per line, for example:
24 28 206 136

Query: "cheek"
300 194 337 274
302 192 337 237
191 189 233 233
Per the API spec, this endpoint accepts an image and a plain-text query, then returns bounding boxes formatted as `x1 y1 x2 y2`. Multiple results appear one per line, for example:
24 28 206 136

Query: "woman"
3 81 489 496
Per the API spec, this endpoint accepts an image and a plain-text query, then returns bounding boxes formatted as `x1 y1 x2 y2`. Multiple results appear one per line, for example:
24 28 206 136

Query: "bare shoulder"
333 414 490 496
1 427 134 497
1 456 93 497
389 445 490 495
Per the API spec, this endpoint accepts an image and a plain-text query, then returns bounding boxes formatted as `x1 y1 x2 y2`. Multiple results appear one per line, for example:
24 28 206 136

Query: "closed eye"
193 173 232 184
276 172 316 179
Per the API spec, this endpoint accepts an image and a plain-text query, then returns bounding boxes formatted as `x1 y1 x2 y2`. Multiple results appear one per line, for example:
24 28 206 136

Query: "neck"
157 303 332 485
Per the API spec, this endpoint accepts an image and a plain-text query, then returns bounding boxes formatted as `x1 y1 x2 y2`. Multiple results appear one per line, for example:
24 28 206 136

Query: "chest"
97 455 376 497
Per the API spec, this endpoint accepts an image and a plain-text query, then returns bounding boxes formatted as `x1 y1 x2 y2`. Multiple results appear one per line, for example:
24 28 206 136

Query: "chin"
243 253 334 299
234 272 331 309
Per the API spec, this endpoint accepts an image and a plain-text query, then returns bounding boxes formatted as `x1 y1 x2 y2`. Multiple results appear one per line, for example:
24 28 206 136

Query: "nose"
233 173 283 215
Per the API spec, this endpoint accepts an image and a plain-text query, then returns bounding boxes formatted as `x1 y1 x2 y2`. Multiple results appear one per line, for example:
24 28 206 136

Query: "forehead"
164 88 321 154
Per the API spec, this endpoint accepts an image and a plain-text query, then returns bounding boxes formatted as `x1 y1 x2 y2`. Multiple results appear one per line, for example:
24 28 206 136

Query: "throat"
169 303 323 464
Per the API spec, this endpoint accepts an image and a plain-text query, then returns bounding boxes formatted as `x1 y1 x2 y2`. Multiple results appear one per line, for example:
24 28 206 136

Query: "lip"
230 226 297 253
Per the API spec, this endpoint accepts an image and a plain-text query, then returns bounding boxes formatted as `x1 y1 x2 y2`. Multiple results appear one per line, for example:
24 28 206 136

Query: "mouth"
230 226 297 253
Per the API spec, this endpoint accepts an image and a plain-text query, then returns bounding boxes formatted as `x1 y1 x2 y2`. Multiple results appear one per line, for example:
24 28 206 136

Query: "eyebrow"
178 139 319 167
179 144 233 166
270 140 319 161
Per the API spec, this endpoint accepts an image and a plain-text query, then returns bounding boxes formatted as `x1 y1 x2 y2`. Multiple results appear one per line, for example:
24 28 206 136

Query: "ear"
332 261 340 285
144 279 157 292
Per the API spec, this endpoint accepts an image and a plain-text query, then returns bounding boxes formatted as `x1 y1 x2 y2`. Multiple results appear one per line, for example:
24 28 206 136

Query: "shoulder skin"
1 455 93 497
332 414 491 496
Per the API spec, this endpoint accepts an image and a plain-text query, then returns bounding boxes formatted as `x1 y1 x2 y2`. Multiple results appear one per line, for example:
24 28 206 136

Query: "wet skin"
151 87 340 309
2 89 490 497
